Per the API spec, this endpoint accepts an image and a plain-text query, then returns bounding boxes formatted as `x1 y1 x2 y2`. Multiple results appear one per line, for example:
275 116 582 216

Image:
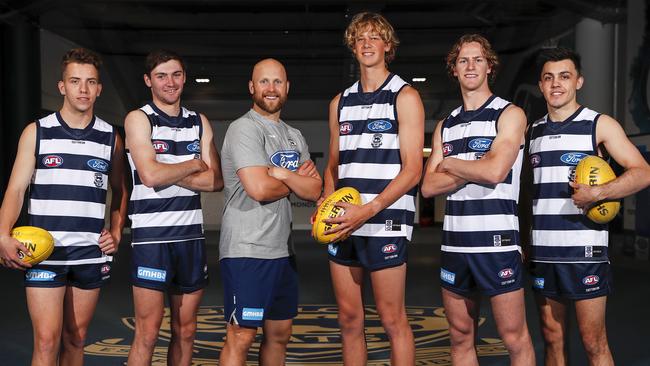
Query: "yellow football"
10 226 55 265
312 187 363 244
574 155 620 224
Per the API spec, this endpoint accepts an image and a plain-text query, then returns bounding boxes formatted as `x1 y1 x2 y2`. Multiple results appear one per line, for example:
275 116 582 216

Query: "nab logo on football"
152 140 169 153
443 143 453 156
339 122 353 135
468 138 492 151
381 244 397 254
42 155 63 168
582 275 600 286
560 152 587 165
498 268 514 279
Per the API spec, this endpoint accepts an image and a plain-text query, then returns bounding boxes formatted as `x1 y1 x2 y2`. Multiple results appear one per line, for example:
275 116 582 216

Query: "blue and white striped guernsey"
529 106 608 263
30 112 115 265
127 103 204 245
441 95 523 254
337 73 416 240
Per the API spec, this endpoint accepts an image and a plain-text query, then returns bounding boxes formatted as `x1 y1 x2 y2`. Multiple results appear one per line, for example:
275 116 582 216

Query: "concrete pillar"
575 18 615 116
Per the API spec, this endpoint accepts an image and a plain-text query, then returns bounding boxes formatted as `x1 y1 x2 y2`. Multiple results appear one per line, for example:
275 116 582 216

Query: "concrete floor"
0 227 649 365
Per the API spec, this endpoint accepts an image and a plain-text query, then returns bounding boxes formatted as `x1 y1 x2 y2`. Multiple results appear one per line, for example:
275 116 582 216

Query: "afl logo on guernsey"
87 159 108 172
468 138 492 151
152 140 169 153
530 154 541 167
340 122 353 135
367 120 392 132
187 140 201 153
270 150 300 171
582 275 600 286
381 244 397 254
498 268 514 279
560 152 587 165
442 143 453 156
42 155 63 168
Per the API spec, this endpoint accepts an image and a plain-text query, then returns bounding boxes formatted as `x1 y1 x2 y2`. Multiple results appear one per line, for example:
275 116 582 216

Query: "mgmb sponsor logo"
582 275 600 286
242 307 264 321
87 159 108 172
440 269 456 285
468 138 493 151
367 120 392 132
533 277 545 289
25 269 56 281
137 266 167 282
42 155 63 167
270 150 300 171
560 152 588 165
152 140 169 153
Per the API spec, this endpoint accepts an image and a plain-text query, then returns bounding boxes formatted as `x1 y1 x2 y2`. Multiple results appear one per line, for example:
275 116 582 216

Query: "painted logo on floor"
84 305 508 365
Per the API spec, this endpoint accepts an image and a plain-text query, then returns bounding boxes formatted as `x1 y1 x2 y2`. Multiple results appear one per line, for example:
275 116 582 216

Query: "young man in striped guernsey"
322 12 424 365
0 48 127 365
529 47 650 366
125 50 223 366
218 58 321 366
421 34 535 365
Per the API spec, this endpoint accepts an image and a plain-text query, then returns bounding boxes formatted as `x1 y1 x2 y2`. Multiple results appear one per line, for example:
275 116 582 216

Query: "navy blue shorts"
327 236 408 271
24 262 112 289
131 239 208 293
530 261 612 300
440 250 523 296
220 256 298 328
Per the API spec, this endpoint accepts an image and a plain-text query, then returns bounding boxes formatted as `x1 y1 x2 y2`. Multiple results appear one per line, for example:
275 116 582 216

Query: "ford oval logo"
270 150 300 171
152 140 169 153
498 268 514 279
42 155 63 168
560 152 588 165
582 275 600 286
382 244 397 254
468 138 492 151
87 159 108 172
530 154 541 167
187 140 201 153
340 122 353 135
367 120 392 132
443 143 453 156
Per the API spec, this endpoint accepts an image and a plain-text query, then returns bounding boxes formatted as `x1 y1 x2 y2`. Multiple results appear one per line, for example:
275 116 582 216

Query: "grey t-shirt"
219 109 310 259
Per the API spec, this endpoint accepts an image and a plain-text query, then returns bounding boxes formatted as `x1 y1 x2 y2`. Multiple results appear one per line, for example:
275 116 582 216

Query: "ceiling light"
195 78 210 83
412 77 426 83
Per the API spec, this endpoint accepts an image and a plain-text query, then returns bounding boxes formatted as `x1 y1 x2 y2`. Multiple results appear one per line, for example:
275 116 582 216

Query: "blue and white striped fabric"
529 106 608 263
337 73 416 240
127 103 204 245
441 95 523 254
30 112 115 265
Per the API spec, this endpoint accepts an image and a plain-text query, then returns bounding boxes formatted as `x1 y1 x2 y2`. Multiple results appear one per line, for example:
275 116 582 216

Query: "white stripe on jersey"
443 120 496 141
39 118 113 133
339 133 399 151
443 214 519 232
40 139 113 158
42 256 111 265
131 183 197 200
441 245 521 253
340 103 395 122
29 199 105 219
533 166 573 184
530 134 593 152
130 209 204 228
338 163 401 180
532 230 608 247
533 198 581 215
360 193 416 212
141 104 198 119
353 223 412 240
50 231 101 247
150 126 201 141
33 169 108 190
129 237 203 245
448 182 518 201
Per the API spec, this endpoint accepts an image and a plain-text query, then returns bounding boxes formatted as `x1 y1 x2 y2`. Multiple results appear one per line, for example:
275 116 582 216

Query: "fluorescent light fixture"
412 77 426 82
195 78 210 83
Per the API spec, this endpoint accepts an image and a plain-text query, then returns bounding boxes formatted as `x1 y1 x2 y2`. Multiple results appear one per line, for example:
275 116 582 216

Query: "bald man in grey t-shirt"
218 59 322 366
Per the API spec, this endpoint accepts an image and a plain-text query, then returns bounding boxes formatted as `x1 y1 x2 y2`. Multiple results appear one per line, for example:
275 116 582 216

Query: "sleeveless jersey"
441 95 523 254
337 73 416 240
30 112 115 265
529 106 608 263
127 103 204 245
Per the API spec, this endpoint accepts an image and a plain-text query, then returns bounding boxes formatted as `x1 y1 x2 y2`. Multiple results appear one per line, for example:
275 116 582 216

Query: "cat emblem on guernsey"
152 140 169 153
42 155 63 167
186 140 201 153
270 150 300 172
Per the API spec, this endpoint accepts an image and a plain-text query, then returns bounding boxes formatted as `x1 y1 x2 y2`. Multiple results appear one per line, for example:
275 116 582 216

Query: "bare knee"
448 322 475 349
378 310 408 338
541 322 565 350
226 326 257 351
62 327 88 350
338 308 365 336
34 330 61 355
500 328 531 353
172 321 197 344
581 331 610 359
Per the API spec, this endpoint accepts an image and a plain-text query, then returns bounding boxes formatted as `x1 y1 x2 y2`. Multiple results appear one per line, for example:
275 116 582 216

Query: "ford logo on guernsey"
137 266 167 282
498 268 514 279
382 244 397 254
43 155 63 168
560 152 588 165
582 275 600 286
270 150 300 171
87 159 108 172
367 120 392 132
339 122 353 135
468 138 492 151
152 140 169 153
242 307 264 321
442 143 453 156
187 140 201 153
25 269 56 281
